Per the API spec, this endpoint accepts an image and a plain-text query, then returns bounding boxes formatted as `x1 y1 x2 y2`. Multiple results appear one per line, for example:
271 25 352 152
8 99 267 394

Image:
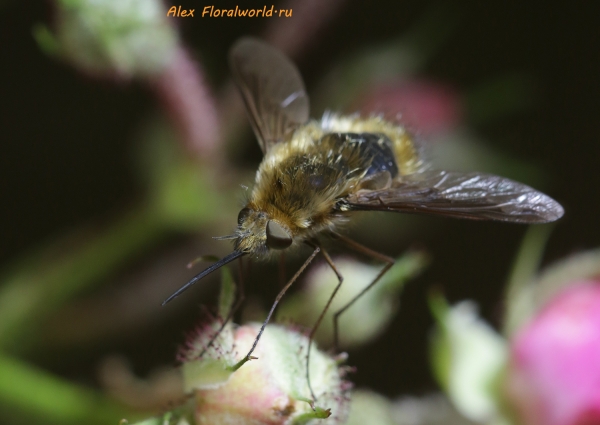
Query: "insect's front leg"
304 240 344 403
198 256 248 360
232 245 320 371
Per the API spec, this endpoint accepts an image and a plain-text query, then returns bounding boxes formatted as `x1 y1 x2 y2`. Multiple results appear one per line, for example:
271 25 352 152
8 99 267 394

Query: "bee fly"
163 37 563 399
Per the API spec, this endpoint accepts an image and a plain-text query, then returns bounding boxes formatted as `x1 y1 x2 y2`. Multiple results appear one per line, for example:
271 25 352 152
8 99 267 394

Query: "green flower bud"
47 0 178 78
429 295 508 424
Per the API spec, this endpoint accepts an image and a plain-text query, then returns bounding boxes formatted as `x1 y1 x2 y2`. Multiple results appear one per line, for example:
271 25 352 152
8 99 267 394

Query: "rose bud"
505 280 600 425
180 320 351 425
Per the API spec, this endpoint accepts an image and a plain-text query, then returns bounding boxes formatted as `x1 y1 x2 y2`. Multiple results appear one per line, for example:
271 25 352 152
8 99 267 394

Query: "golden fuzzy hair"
233 114 420 258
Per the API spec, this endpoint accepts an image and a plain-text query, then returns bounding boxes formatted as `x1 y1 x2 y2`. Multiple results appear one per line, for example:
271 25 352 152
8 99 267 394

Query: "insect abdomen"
341 133 399 178
320 114 422 175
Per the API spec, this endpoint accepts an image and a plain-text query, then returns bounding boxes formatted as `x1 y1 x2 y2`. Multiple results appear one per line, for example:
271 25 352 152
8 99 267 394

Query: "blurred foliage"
312 4 460 113
278 250 429 349
0 353 133 424
0 115 239 423
502 225 555 337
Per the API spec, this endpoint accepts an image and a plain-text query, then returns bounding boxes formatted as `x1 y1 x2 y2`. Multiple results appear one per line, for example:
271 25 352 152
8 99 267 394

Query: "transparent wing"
229 37 310 153
345 170 564 223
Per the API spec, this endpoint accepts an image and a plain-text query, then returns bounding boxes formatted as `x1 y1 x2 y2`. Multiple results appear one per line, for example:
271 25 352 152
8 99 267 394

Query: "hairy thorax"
236 114 421 257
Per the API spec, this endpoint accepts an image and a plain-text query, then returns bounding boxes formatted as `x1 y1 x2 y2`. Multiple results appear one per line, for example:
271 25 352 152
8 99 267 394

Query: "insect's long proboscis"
162 250 246 305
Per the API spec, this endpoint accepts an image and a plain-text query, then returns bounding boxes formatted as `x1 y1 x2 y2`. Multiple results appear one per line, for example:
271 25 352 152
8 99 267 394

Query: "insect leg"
198 256 247 359
237 245 320 368
305 241 344 403
330 232 395 352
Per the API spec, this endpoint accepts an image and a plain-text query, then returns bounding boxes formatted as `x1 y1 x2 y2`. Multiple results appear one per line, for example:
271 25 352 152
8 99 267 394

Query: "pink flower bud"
181 321 350 425
505 280 600 425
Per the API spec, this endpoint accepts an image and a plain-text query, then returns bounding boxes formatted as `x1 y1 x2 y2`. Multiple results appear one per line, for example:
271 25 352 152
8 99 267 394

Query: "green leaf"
292 405 331 424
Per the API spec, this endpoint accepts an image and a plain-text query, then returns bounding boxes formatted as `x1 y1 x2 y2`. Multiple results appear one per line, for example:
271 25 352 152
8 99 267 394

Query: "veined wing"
229 37 310 153
343 170 564 223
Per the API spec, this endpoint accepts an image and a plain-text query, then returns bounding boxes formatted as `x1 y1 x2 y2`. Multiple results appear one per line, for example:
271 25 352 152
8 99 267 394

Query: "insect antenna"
162 250 246 305
212 234 239 241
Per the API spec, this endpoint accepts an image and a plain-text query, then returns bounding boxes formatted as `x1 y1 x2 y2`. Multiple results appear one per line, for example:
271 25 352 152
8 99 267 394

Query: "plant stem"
0 352 136 425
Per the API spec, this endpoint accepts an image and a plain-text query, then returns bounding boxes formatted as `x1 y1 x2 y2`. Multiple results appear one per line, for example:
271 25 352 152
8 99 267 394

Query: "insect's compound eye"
265 220 292 250
237 207 251 225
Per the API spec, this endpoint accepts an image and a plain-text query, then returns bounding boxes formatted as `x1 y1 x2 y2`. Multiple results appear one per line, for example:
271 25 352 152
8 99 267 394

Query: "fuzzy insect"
163 37 563 400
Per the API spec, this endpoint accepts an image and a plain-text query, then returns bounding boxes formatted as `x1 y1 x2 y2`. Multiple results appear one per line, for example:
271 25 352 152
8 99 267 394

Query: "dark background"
1 0 599 398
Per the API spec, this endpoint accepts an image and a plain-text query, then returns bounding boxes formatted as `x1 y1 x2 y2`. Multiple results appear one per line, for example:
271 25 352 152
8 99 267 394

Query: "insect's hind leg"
330 232 394 352
305 242 344 403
